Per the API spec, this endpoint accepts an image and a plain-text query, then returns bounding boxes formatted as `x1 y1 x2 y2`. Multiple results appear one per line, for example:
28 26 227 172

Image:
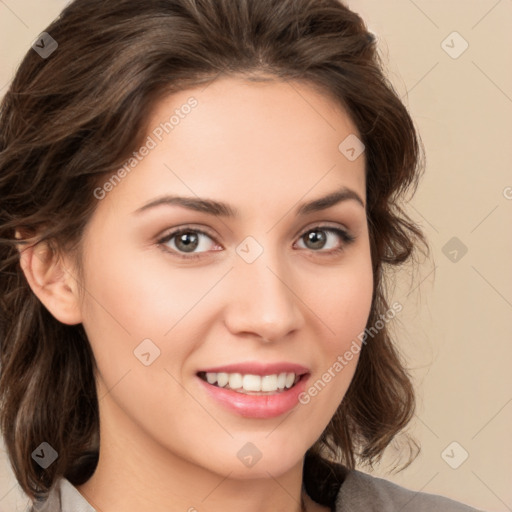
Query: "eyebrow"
132 186 365 217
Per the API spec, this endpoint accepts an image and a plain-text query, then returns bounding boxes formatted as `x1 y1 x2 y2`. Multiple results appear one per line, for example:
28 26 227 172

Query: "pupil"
176 232 198 252
306 230 326 250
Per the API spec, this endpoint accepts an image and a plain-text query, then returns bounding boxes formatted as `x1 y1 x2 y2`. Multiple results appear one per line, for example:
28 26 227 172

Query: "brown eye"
174 231 200 253
303 230 328 250
296 226 355 253
158 228 219 258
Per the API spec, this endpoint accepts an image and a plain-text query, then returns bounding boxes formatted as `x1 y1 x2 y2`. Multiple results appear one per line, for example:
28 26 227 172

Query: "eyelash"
156 224 356 261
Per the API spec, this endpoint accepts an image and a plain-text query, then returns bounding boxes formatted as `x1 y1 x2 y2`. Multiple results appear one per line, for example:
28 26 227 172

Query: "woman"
0 0 484 510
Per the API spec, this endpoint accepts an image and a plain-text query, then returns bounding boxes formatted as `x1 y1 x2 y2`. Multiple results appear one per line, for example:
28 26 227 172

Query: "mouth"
195 363 311 418
196 371 306 395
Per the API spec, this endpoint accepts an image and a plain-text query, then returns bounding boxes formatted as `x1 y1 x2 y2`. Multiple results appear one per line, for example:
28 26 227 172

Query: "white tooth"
208 371 298 392
261 374 278 392
217 372 229 387
228 373 243 389
277 372 287 390
206 372 217 384
242 374 262 392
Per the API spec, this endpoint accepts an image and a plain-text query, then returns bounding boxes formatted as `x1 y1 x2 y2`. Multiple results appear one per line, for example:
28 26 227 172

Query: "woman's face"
76 77 373 479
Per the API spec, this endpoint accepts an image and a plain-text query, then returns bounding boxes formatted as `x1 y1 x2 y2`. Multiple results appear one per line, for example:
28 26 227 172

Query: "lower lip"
197 374 310 419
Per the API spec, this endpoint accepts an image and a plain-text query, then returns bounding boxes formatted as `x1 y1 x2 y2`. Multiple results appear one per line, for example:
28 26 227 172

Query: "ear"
16 233 83 325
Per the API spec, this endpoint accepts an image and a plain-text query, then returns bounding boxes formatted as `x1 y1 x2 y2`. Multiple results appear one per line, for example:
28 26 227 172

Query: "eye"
157 224 355 260
157 227 219 259
295 225 355 254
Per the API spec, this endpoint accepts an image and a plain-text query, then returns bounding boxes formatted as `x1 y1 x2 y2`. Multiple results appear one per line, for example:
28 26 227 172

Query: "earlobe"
17 237 83 326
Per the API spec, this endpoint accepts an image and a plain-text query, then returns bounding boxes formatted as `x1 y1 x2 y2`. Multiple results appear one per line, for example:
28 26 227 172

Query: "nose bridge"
225 240 304 341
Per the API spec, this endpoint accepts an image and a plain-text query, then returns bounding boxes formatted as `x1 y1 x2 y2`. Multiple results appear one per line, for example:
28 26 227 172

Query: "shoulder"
25 478 96 512
334 468 485 512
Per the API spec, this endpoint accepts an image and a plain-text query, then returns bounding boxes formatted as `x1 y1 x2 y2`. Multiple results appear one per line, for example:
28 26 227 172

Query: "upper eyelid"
292 221 351 241
158 225 218 243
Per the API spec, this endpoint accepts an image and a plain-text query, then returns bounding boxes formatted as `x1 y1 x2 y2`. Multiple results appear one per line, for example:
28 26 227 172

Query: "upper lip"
197 362 310 376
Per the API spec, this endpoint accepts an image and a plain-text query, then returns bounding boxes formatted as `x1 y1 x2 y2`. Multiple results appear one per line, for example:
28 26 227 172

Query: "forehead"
94 76 366 219
149 76 361 156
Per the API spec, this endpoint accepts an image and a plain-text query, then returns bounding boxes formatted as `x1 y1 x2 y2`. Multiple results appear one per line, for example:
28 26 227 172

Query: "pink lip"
197 361 310 376
196 372 310 419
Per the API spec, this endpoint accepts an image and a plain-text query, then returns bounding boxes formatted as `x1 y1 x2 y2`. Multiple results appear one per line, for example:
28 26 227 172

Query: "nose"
223 249 305 343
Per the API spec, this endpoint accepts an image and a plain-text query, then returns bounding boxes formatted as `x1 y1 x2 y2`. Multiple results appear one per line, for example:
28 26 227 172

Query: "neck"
78 452 309 512
75 394 326 512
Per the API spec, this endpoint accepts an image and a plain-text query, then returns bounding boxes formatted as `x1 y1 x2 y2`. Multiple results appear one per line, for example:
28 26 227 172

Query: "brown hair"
0 0 427 506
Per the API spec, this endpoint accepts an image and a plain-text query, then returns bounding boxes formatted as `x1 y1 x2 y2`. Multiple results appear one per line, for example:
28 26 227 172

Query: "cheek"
297 265 372 426
315 254 374 348
80 238 207 339
78 236 227 400
333 275 373 342
303 252 373 404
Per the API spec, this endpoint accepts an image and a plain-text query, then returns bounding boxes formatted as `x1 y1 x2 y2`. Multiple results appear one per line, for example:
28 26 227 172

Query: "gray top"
29 471 484 512
334 469 483 511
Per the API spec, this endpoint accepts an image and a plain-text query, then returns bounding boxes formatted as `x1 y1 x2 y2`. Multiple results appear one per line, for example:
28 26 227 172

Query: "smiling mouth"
197 371 304 395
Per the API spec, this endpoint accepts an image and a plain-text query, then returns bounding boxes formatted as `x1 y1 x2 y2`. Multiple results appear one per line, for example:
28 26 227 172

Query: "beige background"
1 1 511 511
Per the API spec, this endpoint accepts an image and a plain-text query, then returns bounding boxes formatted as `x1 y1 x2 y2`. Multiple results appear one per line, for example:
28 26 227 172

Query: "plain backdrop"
0 1 511 511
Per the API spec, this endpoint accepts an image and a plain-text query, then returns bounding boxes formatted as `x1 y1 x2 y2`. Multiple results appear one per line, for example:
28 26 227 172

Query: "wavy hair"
0 0 427 506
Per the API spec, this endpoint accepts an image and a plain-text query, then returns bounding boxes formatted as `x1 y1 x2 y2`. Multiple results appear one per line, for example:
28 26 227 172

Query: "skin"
19 76 373 512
